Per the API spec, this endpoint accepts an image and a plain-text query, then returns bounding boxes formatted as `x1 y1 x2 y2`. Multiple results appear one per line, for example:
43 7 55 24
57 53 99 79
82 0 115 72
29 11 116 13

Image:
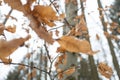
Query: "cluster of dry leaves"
56 36 99 55
0 23 16 34
97 6 120 41
54 16 100 79
0 33 31 64
2 0 97 56
68 15 89 39
0 0 115 79
0 23 31 65
103 22 120 41
55 53 75 79
98 62 113 79
2 0 65 44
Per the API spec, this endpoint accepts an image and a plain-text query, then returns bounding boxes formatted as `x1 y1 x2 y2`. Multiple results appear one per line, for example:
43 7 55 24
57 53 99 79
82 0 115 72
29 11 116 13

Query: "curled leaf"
5 25 16 33
64 66 75 75
4 0 24 12
98 62 113 79
56 47 66 53
56 36 98 55
32 5 64 27
38 27 54 44
0 35 31 64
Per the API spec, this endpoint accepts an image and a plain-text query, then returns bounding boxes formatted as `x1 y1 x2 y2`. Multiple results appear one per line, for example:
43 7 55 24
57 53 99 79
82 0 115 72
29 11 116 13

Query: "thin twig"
51 54 59 63
48 25 63 31
44 42 52 63
49 0 71 29
49 0 56 6
0 62 49 74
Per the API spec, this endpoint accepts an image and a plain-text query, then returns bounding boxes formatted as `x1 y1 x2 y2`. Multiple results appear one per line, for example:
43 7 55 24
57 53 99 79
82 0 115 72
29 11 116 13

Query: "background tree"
110 0 120 24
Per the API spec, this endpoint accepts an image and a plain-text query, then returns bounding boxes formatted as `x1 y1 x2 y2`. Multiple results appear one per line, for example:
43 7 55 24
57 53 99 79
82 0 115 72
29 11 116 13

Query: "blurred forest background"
0 0 120 80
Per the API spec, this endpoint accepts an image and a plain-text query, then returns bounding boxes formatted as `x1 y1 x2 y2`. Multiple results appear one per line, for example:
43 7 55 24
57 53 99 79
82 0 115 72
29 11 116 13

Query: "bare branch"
44 42 52 63
0 61 49 74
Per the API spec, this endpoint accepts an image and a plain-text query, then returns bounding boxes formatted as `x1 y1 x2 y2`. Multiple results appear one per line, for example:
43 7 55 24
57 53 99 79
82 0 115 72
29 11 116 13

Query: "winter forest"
0 0 120 80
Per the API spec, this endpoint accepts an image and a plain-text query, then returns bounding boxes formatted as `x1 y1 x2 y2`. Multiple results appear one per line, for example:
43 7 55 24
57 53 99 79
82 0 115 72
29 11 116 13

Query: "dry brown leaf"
23 0 36 14
32 5 64 27
0 23 5 35
98 62 113 79
57 57 63 64
69 16 88 37
32 5 57 27
23 4 31 14
57 69 63 79
56 36 98 55
56 47 66 53
4 0 35 14
77 17 88 31
27 0 36 5
0 35 31 64
55 62 59 69
67 27 76 36
28 14 54 44
4 0 24 12
62 53 67 65
49 31 53 37
59 13 65 19
55 29 59 36
0 57 12 64
56 54 65 64
55 53 67 69
5 25 16 33
38 27 54 44
64 66 75 75
58 72 63 80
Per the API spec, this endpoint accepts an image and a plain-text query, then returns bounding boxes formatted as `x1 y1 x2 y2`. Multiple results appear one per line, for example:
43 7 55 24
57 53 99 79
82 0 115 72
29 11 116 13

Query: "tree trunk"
44 56 47 80
38 50 43 80
97 0 120 79
60 0 78 80
79 0 100 80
